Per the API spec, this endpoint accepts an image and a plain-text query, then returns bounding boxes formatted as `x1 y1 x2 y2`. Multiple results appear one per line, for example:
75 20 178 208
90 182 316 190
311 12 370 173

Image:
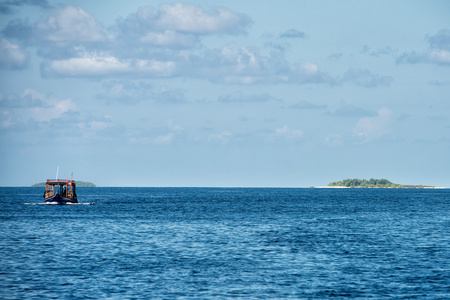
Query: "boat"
44 178 78 204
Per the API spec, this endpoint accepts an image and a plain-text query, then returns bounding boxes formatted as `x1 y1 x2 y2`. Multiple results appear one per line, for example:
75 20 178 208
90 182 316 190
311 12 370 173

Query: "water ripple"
0 187 449 298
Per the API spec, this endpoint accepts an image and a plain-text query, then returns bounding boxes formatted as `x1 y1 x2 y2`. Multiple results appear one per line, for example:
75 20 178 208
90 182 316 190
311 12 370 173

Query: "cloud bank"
0 38 28 69
398 29 450 66
1 3 347 85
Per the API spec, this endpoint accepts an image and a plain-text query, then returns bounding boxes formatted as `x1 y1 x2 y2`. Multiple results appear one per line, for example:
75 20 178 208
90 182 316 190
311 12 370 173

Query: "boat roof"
46 179 76 185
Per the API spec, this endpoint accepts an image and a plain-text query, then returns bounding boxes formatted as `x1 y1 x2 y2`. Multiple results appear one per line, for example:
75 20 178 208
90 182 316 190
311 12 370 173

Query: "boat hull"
44 193 78 204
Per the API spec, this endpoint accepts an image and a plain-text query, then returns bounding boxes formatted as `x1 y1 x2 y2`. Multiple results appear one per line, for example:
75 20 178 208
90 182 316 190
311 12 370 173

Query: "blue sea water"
0 187 449 299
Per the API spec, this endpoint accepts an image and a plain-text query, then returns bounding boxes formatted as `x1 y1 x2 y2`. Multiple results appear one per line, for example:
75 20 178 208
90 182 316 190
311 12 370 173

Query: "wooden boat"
44 178 78 204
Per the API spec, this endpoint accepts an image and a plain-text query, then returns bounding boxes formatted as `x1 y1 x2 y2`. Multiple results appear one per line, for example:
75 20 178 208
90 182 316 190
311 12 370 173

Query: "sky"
0 0 449 187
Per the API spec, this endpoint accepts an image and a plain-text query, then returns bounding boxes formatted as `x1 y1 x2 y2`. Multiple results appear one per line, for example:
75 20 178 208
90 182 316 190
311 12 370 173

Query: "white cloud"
79 117 112 132
219 92 280 103
154 119 183 144
221 75 262 85
361 45 395 57
134 59 177 75
291 62 334 84
299 62 319 75
274 125 303 140
279 29 306 39
353 108 392 142
0 38 28 69
0 89 77 127
201 46 333 85
398 29 450 66
0 0 50 14
220 45 262 73
24 89 77 122
4 5 104 45
342 68 392 87
97 80 152 103
35 6 104 43
155 3 251 34
47 54 128 76
325 134 343 147
140 30 197 48
152 88 187 104
2 3 337 85
154 132 176 144
111 3 250 50
323 108 392 145
3 3 336 85
428 49 450 64
196 45 267 84
76 115 115 141
289 101 326 110
398 50 450 66
97 81 187 104
44 51 176 77
208 131 233 144
428 29 450 50
329 105 376 118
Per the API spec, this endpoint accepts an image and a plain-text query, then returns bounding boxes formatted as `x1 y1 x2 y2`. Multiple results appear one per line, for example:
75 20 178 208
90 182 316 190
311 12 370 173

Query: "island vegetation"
32 181 96 187
328 178 434 188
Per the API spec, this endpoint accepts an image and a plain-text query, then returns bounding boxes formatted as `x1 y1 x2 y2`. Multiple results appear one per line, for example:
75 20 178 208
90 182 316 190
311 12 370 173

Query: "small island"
32 181 96 187
328 178 434 189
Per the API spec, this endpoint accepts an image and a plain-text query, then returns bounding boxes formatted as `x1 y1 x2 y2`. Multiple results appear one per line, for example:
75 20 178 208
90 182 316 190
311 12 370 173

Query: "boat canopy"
46 179 76 186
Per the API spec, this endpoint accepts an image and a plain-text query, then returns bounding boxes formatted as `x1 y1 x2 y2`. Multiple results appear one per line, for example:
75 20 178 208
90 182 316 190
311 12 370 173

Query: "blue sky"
1 0 449 187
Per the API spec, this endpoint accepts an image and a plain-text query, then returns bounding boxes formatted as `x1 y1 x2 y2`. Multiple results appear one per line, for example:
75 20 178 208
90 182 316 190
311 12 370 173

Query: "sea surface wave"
1 187 449 299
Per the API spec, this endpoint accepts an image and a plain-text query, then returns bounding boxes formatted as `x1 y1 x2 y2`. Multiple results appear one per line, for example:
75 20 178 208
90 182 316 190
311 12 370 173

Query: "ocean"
1 187 449 299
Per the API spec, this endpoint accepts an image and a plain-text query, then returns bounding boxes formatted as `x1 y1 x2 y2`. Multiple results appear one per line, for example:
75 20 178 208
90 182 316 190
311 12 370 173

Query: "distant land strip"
32 181 96 187
327 178 435 188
